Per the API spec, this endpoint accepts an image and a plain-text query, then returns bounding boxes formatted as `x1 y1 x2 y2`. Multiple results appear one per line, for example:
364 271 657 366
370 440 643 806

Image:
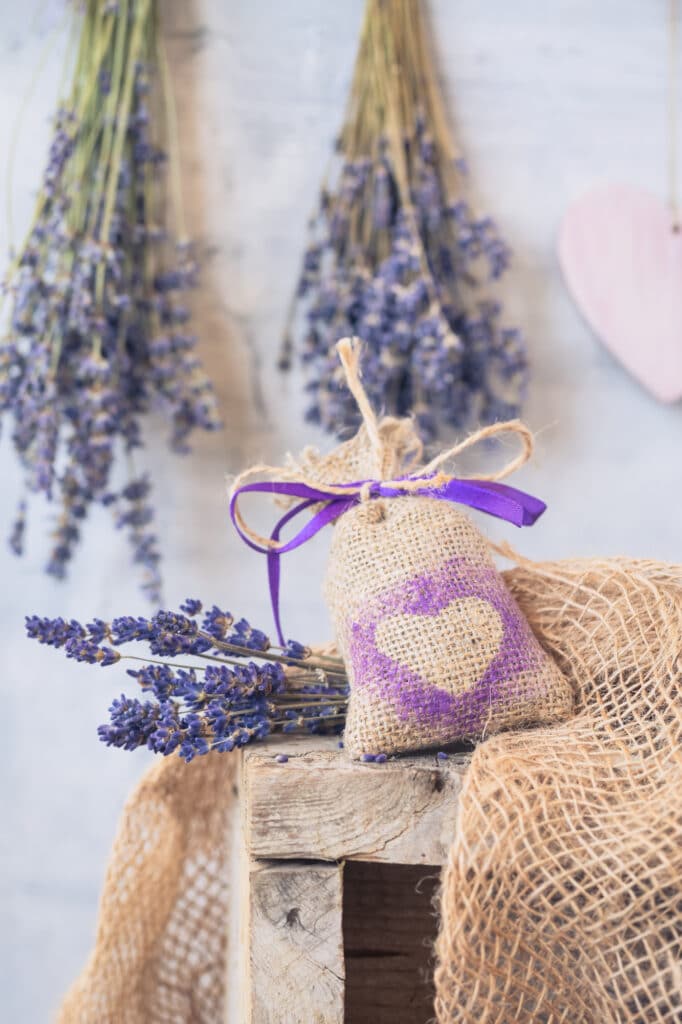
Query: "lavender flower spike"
283 0 528 444
26 601 349 762
1 2 221 599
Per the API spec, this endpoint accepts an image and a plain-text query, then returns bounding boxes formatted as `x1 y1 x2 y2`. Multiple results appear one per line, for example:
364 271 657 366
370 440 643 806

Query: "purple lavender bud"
8 500 26 556
201 605 234 640
120 477 151 502
25 614 87 647
226 617 270 652
64 637 120 666
180 598 202 616
110 616 154 644
284 639 308 660
86 619 109 643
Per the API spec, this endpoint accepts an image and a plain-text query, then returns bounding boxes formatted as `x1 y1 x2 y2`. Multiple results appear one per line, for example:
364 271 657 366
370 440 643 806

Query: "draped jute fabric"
58 552 682 1023
57 751 237 1023
435 552 682 1023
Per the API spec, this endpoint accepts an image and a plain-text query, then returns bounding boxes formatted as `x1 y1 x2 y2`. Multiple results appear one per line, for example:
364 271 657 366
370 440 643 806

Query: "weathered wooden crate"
227 735 470 1023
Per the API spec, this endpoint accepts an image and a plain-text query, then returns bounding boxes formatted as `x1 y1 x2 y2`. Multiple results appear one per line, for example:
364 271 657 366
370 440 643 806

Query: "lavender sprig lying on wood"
1 1 221 600
283 0 527 443
26 600 348 761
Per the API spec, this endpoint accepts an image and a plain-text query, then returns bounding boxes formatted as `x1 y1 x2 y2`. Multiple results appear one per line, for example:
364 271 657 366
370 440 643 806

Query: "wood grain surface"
248 861 345 1024
242 736 470 865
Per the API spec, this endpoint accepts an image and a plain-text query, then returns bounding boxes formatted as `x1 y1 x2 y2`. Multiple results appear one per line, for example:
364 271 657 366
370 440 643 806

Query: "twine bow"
229 338 545 644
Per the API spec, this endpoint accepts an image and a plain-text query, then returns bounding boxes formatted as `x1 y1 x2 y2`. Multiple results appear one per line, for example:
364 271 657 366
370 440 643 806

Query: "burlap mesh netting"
57 551 682 1022
57 751 236 1023
435 551 682 1023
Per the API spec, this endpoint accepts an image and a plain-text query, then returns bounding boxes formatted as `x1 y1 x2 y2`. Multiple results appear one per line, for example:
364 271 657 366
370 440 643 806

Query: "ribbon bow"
229 338 546 645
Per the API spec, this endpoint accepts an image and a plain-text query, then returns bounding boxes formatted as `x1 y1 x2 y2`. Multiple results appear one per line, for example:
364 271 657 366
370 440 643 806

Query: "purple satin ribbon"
229 475 546 645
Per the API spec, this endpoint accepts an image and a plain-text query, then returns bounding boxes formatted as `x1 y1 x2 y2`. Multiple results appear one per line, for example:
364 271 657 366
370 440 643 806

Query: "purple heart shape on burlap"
348 556 547 736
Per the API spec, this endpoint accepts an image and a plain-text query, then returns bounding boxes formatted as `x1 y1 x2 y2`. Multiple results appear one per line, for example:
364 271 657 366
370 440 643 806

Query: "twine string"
669 0 680 231
230 337 536 553
229 338 545 644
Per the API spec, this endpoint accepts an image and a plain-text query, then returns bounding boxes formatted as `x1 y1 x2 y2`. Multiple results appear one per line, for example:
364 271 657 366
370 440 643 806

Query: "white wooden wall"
1 1 679 1018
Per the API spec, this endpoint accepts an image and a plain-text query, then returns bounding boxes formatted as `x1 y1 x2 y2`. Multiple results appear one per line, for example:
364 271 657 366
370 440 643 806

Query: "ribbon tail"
264 496 357 644
267 499 319 646
478 480 546 525
230 469 546 644
267 549 284 647
437 479 546 527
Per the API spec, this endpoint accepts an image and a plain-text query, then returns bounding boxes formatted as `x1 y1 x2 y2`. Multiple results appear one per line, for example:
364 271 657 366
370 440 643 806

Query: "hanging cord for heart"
669 0 680 231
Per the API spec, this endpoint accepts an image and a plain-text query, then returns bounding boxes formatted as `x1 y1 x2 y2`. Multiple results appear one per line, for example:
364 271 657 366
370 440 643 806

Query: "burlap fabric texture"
435 550 682 1022
58 552 682 1022
57 752 236 1024
324 478 573 758
234 338 573 758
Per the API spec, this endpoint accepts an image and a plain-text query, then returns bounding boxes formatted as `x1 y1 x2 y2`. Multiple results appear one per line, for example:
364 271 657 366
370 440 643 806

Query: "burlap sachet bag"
231 338 573 758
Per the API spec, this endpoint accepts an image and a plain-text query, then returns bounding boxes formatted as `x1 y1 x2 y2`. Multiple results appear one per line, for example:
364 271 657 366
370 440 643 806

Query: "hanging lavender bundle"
26 601 348 760
1 1 221 600
283 0 527 443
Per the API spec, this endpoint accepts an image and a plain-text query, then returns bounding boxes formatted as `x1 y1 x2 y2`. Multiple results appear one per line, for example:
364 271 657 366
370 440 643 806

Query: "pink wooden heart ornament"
558 182 682 402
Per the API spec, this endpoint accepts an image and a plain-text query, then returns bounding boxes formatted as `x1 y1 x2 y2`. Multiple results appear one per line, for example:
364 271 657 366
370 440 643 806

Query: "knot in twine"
359 481 374 504
229 337 544 644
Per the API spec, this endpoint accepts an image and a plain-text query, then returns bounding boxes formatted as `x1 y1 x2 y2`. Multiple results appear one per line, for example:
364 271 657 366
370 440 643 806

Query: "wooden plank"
247 860 345 1024
225 754 249 1024
243 736 470 866
343 861 439 1024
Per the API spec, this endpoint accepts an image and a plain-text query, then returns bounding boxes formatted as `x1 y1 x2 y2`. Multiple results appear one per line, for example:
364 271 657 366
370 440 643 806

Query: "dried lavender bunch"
1 1 221 600
26 600 348 761
283 0 527 443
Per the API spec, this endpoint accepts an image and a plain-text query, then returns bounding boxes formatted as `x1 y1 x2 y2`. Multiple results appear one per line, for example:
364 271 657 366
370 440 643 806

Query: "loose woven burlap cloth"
58 553 682 1022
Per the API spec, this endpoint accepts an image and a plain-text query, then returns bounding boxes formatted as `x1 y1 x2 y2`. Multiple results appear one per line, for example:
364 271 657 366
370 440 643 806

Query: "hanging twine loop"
669 0 680 232
228 338 544 645
229 336 537 554
358 481 373 504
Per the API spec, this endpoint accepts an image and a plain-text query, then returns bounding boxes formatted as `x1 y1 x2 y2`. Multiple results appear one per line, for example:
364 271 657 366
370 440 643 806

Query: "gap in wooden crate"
343 861 440 1024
